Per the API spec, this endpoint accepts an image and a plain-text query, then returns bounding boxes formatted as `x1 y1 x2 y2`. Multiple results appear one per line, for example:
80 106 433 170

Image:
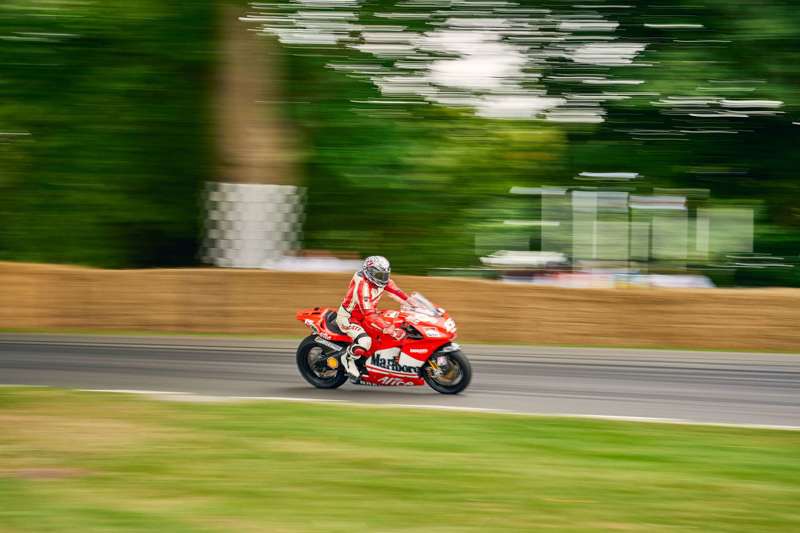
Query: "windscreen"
401 292 441 317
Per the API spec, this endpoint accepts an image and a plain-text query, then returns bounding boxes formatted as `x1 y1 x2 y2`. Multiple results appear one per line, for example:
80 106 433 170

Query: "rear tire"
423 350 471 394
296 335 348 389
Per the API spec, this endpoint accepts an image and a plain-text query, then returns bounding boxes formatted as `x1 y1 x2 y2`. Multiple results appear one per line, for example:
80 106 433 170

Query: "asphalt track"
1 334 799 427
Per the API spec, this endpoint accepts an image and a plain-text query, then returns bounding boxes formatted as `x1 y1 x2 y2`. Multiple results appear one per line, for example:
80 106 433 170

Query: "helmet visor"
368 267 390 285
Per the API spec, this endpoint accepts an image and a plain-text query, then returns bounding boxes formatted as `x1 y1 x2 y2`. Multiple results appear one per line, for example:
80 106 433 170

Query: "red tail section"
296 307 325 323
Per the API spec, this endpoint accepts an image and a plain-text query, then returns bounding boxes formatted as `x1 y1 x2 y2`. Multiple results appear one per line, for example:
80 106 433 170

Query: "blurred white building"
480 184 755 286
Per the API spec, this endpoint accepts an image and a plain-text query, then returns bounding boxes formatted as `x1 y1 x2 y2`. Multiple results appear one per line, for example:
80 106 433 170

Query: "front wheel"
423 350 472 395
296 336 348 389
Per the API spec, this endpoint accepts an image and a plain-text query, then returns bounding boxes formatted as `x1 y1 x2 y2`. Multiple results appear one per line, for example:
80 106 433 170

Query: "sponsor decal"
377 376 416 386
425 328 443 338
408 348 428 355
444 318 457 332
370 354 419 375
304 319 318 333
315 337 343 352
317 330 332 340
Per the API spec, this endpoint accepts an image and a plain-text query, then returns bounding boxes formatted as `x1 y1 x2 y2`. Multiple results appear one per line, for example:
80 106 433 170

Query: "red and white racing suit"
336 272 409 355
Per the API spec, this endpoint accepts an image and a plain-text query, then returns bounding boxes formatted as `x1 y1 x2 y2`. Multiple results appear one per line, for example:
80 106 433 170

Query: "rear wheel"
423 350 471 394
296 336 348 389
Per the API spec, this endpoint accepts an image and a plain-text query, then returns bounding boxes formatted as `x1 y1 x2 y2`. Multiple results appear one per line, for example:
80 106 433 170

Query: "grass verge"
1 388 799 532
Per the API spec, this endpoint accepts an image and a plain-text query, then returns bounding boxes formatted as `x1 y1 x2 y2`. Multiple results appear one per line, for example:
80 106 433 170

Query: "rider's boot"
342 345 366 383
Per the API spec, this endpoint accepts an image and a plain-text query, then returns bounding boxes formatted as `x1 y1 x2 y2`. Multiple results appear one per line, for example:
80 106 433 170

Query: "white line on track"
77 389 186 395
69 387 800 431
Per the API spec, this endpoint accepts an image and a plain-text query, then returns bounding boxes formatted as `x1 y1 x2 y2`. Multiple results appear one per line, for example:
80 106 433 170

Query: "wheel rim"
427 355 463 387
307 346 337 380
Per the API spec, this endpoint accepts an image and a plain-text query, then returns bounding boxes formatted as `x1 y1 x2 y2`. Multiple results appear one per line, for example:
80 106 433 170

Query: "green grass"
1 389 799 532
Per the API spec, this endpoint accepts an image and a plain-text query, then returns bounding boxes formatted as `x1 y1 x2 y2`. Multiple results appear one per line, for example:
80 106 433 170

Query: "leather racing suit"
336 271 409 356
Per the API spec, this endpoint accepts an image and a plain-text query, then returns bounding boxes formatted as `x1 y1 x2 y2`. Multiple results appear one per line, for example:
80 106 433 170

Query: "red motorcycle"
295 293 471 394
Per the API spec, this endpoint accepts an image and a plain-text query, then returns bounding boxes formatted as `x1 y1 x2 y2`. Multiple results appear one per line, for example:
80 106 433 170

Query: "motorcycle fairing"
362 347 426 386
365 347 424 377
297 300 457 387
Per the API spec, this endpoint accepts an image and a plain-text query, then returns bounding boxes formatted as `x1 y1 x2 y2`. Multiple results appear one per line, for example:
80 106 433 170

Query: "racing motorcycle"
295 293 471 394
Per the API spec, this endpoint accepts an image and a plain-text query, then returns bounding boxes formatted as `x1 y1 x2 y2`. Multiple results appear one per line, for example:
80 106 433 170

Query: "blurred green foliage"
0 0 215 267
282 0 800 283
0 0 798 285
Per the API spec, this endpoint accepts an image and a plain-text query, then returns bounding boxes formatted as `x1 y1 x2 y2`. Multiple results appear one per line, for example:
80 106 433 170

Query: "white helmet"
361 256 391 287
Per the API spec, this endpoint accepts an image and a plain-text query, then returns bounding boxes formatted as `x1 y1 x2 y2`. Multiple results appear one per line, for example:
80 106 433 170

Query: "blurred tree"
0 0 798 286
0 0 215 267
262 0 800 281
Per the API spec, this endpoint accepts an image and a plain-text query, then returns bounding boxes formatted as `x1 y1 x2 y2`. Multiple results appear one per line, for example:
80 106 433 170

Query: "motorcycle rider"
337 256 409 381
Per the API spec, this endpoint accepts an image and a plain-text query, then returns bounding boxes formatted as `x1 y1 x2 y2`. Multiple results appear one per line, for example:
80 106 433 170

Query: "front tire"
423 350 472 394
296 335 348 389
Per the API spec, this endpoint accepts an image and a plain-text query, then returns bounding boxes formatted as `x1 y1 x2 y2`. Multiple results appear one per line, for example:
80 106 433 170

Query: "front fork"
427 358 444 378
425 344 460 378
425 354 451 378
